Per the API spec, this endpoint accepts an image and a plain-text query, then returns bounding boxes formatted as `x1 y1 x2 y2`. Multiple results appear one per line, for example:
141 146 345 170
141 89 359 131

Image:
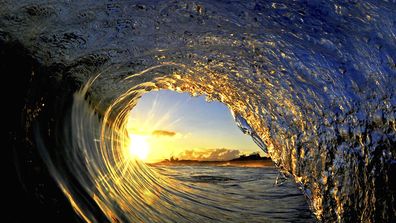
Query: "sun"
128 134 150 161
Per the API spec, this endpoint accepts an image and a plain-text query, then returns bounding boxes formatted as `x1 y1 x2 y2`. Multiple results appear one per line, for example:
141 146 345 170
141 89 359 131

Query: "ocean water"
7 0 394 221
155 165 314 223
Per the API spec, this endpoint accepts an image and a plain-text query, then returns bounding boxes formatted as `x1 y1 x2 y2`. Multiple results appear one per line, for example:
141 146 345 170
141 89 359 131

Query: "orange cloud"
177 148 241 161
151 130 176 137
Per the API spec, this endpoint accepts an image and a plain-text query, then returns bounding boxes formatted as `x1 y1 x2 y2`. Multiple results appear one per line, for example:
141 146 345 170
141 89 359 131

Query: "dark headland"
152 153 273 168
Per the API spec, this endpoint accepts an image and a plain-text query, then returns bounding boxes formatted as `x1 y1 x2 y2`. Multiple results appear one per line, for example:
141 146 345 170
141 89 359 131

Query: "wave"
1 0 395 222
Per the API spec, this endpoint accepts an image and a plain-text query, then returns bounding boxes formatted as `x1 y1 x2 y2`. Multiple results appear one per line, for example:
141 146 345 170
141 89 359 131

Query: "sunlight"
128 134 150 161
126 90 264 164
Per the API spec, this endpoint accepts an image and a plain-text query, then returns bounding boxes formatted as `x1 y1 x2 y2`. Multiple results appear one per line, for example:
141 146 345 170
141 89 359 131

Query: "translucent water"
2 0 395 222
234 113 268 155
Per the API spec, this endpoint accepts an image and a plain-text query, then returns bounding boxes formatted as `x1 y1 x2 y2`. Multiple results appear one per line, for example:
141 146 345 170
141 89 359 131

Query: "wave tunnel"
2 0 395 222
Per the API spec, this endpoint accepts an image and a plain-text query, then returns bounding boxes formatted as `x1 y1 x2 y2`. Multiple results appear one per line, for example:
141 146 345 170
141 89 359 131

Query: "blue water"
156 165 314 222
9 0 393 221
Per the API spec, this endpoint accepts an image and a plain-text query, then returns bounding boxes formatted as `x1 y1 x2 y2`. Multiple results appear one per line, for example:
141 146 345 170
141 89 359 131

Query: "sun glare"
128 134 150 161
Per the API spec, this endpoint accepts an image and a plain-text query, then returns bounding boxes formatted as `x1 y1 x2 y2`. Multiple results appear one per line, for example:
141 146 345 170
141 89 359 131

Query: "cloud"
177 148 241 161
151 130 176 137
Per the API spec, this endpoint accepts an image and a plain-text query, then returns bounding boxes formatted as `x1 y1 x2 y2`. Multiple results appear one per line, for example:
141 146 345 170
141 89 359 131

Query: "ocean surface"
155 165 314 223
9 0 394 221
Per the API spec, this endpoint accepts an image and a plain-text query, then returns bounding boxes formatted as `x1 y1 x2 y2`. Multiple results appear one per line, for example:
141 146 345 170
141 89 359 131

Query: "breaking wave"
5 0 394 222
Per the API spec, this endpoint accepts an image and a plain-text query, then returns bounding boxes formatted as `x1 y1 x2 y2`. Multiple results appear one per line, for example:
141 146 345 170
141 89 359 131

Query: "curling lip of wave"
1 0 395 222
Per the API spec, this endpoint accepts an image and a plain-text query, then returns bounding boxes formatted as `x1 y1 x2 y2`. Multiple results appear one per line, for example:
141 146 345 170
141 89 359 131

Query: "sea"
155 165 315 223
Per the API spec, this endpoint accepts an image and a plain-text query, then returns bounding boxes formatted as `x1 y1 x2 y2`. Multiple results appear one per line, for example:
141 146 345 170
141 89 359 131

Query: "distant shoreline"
150 158 274 168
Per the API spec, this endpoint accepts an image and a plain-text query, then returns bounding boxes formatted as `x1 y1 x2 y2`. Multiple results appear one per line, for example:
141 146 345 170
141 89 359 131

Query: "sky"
127 90 263 163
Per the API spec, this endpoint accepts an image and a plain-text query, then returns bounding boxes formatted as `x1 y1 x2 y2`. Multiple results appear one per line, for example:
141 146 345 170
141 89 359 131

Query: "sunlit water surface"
7 0 393 221
155 165 314 223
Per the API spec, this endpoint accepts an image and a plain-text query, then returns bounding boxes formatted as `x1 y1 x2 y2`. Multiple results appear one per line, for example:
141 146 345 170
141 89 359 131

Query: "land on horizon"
150 153 274 168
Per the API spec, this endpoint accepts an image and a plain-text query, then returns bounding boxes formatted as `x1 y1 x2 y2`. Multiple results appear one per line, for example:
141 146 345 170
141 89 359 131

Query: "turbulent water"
1 0 395 222
156 165 314 222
